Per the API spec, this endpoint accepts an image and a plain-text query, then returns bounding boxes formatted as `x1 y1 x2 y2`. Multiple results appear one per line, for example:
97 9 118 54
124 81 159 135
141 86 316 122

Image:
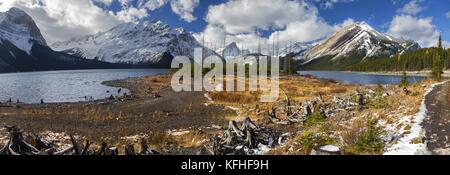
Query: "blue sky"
2 0 449 48
100 0 450 48
101 0 449 35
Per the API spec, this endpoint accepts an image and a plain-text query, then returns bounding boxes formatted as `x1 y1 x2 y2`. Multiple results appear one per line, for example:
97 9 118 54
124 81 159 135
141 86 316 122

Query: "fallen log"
53 146 74 155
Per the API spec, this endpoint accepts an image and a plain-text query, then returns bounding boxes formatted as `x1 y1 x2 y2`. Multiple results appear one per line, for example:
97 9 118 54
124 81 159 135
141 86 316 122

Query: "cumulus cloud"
139 0 169 10
1 0 122 43
388 15 439 47
268 16 334 45
206 0 321 34
397 0 423 15
116 7 148 22
196 0 343 54
170 0 200 22
119 0 199 23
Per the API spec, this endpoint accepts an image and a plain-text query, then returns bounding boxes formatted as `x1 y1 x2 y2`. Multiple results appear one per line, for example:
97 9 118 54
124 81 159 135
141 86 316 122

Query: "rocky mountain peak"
51 20 217 66
0 7 47 53
301 22 420 65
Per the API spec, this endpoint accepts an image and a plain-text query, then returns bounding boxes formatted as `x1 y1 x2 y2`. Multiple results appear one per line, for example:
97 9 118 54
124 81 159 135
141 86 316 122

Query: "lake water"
297 71 426 85
0 69 167 104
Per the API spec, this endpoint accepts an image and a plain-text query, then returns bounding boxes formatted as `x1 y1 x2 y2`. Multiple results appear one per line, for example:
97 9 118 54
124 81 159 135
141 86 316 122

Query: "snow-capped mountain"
0 8 123 73
52 21 217 67
216 42 241 59
301 22 420 67
0 7 47 54
278 42 313 59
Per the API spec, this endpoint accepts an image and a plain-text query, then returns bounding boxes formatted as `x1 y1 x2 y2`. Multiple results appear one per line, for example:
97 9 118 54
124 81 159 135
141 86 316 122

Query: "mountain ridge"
298 22 420 69
0 8 129 73
52 20 218 67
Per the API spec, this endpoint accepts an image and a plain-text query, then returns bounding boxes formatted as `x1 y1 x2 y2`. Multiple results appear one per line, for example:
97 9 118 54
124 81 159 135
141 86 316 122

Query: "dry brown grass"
210 91 260 104
209 76 355 121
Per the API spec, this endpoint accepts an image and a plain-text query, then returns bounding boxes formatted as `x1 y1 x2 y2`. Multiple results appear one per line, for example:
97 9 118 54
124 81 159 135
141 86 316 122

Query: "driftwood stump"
0 126 39 155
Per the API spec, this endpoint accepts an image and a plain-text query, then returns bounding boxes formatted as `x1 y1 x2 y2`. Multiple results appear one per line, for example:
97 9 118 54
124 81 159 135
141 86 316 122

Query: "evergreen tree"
400 71 409 87
431 34 443 81
400 60 409 87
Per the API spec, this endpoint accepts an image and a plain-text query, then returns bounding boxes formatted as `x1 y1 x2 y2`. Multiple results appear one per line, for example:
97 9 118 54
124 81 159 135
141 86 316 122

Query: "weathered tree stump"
267 107 279 123
96 142 107 155
303 101 312 118
109 147 119 155
0 126 39 155
125 144 136 155
356 91 364 106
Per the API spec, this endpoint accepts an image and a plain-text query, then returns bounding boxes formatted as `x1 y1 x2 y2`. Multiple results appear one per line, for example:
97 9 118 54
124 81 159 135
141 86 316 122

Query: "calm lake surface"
0 69 167 104
297 71 426 85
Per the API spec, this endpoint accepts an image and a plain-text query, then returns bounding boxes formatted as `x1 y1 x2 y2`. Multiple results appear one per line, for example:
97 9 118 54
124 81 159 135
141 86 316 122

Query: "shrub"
350 119 385 154
399 71 409 88
297 127 335 155
368 97 387 109
304 106 327 127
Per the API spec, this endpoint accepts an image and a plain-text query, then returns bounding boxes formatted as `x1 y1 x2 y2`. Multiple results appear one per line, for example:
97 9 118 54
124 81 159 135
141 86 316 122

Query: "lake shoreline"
353 70 450 78
0 69 168 104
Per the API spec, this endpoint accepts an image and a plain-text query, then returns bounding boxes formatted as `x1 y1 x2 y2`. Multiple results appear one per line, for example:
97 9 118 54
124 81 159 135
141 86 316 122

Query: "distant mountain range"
0 8 422 73
0 8 127 73
52 20 217 67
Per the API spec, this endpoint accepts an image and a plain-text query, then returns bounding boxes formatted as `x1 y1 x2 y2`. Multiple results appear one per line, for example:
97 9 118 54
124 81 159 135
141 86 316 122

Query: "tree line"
346 36 449 76
347 48 449 72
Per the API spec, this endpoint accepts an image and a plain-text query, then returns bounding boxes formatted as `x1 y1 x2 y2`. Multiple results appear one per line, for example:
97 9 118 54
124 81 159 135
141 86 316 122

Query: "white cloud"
446 11 450 19
268 16 334 45
94 0 114 6
206 0 319 34
397 0 423 15
197 0 343 54
314 0 358 9
443 41 449 48
170 0 199 22
116 7 148 22
140 0 170 10
388 15 439 47
1 0 122 44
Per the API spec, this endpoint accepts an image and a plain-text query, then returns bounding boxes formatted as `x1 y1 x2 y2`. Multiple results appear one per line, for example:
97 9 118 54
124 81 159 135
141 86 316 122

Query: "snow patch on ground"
384 81 448 155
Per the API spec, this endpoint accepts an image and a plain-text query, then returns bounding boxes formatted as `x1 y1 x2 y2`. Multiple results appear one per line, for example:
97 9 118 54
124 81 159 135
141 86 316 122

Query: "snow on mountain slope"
52 21 217 66
279 42 313 59
216 42 241 59
302 22 420 64
0 7 47 54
